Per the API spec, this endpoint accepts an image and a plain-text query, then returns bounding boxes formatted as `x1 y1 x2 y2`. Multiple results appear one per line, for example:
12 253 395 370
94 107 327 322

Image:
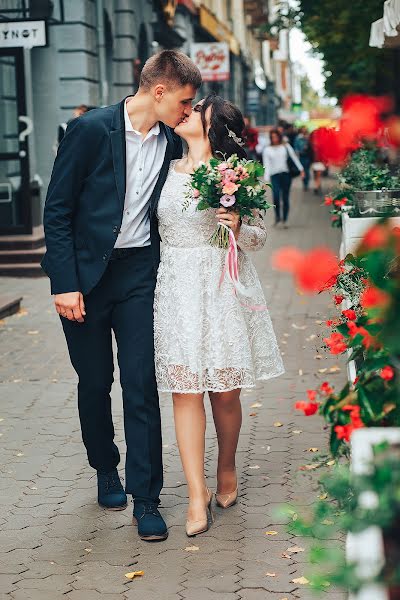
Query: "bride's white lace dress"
154 159 285 393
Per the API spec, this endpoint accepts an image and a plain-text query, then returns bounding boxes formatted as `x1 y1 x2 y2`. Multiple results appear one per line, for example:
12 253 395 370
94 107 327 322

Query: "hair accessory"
225 124 245 147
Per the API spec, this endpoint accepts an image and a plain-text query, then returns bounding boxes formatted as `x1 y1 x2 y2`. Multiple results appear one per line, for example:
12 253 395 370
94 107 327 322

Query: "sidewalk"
0 179 346 600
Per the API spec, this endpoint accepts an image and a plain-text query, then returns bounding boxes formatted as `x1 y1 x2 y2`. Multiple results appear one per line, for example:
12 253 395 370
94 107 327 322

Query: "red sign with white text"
190 42 230 81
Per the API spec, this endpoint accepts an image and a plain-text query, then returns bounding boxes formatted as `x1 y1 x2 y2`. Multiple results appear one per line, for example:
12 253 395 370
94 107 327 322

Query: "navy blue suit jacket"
41 98 182 295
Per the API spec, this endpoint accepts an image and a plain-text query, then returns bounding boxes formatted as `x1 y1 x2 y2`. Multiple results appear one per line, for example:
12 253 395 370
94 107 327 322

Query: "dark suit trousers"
61 246 162 501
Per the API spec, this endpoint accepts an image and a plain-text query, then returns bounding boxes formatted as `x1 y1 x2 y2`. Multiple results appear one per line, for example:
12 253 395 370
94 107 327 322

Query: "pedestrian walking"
57 104 89 146
310 128 326 195
242 116 260 160
42 50 202 543
294 126 313 191
262 128 304 228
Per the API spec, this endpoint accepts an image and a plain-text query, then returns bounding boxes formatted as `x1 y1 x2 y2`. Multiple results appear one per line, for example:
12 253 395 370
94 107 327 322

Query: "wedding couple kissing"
42 50 284 542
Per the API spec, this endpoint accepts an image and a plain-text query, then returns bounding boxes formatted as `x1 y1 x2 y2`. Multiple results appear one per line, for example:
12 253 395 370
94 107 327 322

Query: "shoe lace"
105 474 121 492
142 502 160 517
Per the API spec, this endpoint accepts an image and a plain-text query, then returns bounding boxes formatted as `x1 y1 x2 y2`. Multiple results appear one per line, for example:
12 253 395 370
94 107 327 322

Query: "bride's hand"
216 208 241 240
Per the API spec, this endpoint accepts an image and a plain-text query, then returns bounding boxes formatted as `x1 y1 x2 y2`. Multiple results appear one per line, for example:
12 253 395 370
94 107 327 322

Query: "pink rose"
217 162 230 172
224 169 238 182
222 181 239 195
220 194 236 207
193 189 200 198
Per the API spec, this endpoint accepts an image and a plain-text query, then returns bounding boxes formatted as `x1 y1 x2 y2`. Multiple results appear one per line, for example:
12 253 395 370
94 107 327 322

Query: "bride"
154 93 284 536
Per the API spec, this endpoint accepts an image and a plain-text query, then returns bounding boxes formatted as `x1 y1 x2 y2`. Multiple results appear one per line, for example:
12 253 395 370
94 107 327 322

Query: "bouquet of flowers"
186 154 272 248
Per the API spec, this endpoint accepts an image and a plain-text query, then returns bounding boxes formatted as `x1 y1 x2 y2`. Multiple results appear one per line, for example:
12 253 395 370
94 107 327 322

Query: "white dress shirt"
114 99 168 248
262 143 303 182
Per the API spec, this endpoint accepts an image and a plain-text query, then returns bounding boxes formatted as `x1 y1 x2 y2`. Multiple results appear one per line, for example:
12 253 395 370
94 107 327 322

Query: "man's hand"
54 292 86 322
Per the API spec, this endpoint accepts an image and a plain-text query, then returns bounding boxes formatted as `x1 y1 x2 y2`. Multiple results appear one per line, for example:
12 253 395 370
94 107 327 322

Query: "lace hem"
156 363 285 394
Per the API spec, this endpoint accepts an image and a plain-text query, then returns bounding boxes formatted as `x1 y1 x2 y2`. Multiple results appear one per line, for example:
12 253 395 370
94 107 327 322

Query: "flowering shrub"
273 219 400 456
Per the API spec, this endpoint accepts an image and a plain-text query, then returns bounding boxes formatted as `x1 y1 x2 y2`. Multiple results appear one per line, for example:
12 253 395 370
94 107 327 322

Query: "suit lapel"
150 123 174 216
110 99 127 211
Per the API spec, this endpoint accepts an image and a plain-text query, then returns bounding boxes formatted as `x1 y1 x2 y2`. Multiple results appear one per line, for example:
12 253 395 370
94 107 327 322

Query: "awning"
370 0 400 48
199 5 240 55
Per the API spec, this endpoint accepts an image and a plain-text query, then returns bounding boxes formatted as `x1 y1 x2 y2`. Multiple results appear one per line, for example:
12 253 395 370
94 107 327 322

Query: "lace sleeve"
237 211 267 252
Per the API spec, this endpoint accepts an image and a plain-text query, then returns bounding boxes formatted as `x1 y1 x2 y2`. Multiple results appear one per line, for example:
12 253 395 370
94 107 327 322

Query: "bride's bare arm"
237 211 267 251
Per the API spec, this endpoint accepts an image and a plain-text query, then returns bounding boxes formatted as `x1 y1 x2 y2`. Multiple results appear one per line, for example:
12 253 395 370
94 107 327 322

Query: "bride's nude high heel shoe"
185 488 214 537
216 472 238 509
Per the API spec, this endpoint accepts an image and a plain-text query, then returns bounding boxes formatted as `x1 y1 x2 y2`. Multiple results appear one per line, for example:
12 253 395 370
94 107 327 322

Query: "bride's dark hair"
199 93 247 160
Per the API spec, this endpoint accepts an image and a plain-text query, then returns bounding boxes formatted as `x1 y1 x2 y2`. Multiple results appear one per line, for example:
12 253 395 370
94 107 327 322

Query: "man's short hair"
139 50 202 91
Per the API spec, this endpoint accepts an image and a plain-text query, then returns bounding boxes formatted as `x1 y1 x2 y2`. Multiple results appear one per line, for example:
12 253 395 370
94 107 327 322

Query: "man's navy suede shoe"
97 469 127 510
132 500 168 541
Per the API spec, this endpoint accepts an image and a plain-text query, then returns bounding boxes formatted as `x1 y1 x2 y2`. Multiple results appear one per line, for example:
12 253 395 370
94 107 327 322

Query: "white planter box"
347 428 400 600
341 213 400 256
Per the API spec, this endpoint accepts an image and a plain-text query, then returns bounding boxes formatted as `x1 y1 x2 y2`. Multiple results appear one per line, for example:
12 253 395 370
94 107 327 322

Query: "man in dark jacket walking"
42 50 202 541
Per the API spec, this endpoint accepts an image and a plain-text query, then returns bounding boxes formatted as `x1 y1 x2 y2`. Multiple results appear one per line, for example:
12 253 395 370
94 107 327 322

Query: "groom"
42 50 202 541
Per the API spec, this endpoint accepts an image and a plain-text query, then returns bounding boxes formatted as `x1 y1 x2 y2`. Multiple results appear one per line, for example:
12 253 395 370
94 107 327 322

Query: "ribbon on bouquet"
218 224 267 311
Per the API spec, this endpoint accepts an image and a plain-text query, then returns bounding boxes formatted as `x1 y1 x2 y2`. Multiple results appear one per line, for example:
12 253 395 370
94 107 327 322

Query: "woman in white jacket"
262 128 304 228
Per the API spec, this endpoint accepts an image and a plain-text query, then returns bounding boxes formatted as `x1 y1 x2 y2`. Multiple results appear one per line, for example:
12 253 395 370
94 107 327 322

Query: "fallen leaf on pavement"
292 576 309 585
251 402 262 408
283 333 290 337
85 548 92 553
306 334 317 341
249 412 257 417
292 430 302 434
299 463 320 471
286 546 305 554
318 368 328 373
322 519 334 526
314 355 322 360
185 546 199 552
265 530 278 536
298 369 303 376
329 366 341 372
266 572 276 577
249 465 260 469
274 422 283 427
292 323 307 330
27 330 39 335
326 460 336 466
306 448 319 453
125 571 144 580
319 492 328 500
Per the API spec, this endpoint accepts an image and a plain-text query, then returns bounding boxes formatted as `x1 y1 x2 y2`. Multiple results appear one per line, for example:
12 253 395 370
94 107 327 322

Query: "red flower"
334 424 354 442
324 332 347 354
347 322 374 349
271 247 304 273
353 376 359 385
324 196 334 205
342 309 357 320
380 365 394 381
320 381 334 395
360 286 390 309
334 295 345 305
272 246 340 294
334 198 348 207
362 225 388 249
295 401 319 416
307 389 317 401
296 248 340 293
326 320 334 327
331 216 339 222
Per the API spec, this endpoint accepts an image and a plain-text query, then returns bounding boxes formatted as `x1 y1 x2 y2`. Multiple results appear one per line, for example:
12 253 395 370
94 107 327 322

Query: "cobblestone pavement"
0 180 346 600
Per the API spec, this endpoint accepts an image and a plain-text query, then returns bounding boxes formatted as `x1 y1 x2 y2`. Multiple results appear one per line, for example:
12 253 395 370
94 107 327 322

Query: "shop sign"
190 42 230 81
0 20 47 49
